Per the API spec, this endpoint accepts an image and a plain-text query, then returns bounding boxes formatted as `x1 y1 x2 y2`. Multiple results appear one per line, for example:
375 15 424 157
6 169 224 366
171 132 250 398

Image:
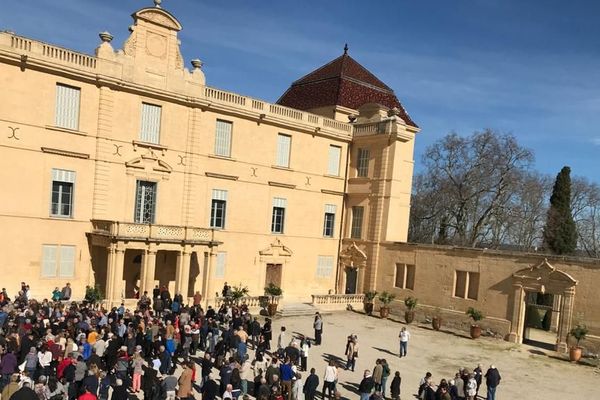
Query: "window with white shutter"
323 204 337 237
210 189 228 229
42 245 58 277
59 246 76 277
55 84 81 130
41 245 75 278
140 103 162 144
50 169 76 218
327 145 341 176
215 120 233 157
215 252 227 278
276 134 291 167
316 255 334 277
271 197 287 233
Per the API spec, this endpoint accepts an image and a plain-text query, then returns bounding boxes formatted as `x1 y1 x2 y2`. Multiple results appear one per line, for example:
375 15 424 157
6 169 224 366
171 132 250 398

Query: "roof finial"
344 43 348 55
154 0 162 8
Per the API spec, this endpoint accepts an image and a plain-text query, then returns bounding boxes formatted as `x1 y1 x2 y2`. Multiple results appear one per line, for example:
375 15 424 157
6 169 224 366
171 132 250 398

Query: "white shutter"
276 134 291 167
212 189 228 201
140 103 162 143
317 255 334 277
215 120 232 156
42 245 58 277
215 252 227 278
59 246 76 278
327 145 341 176
52 169 76 183
55 84 80 130
325 204 337 214
272 197 287 208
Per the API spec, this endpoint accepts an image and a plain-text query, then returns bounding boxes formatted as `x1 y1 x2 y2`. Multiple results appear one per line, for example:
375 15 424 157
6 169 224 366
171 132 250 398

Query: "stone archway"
338 242 367 294
508 259 578 353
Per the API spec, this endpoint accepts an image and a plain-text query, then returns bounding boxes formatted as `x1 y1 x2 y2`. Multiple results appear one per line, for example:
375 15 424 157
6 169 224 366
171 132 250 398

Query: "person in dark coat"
484 365 501 400
202 376 219 400
303 368 319 400
262 319 272 350
111 378 128 400
9 383 37 400
390 371 401 400
142 363 158 400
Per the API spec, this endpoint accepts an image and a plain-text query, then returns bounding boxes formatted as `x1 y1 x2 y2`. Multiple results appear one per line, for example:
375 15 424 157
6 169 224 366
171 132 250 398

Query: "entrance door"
265 264 282 288
523 292 557 350
345 267 358 294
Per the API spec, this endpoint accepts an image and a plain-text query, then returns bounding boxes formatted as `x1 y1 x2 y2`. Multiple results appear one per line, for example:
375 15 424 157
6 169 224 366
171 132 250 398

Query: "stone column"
175 248 191 298
550 294 561 332
507 284 525 343
203 251 216 308
105 245 116 306
556 287 576 353
142 249 157 296
112 247 125 304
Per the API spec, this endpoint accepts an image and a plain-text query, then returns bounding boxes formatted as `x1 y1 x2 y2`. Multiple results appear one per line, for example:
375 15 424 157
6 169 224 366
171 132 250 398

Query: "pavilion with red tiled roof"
277 46 417 127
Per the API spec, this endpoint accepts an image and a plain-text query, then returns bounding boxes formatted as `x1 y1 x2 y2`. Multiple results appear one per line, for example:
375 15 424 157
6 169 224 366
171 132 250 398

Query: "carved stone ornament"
339 242 367 268
259 238 293 258
125 151 173 174
146 32 167 58
123 31 137 56
136 9 182 31
513 258 577 293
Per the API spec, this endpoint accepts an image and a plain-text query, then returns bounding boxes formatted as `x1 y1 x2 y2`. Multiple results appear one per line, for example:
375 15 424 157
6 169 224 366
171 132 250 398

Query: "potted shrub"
229 284 249 306
264 283 283 316
568 324 588 362
432 308 442 331
363 291 378 315
84 285 104 308
378 291 396 318
404 296 418 324
466 307 484 339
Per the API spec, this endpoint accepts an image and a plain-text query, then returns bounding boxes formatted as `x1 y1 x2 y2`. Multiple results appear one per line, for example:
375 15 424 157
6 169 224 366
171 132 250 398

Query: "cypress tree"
543 166 577 254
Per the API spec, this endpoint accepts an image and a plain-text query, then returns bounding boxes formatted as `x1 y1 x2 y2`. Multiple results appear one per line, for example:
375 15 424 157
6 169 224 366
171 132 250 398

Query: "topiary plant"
404 296 418 310
378 291 396 306
466 307 484 323
364 291 378 303
569 324 588 348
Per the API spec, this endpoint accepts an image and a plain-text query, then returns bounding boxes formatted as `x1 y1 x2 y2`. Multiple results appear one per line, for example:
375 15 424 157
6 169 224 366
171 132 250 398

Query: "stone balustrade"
214 295 281 309
90 219 214 244
311 294 365 311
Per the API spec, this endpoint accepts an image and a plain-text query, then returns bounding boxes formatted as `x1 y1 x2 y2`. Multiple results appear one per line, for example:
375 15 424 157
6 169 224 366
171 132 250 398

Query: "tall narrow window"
357 148 370 177
134 181 157 224
215 252 227 278
454 271 480 300
42 245 75 278
316 255 334 277
394 263 416 290
276 133 291 167
140 103 162 144
215 120 232 157
210 189 228 229
350 206 364 239
271 197 287 234
323 204 336 238
327 145 341 176
55 84 81 130
50 169 75 218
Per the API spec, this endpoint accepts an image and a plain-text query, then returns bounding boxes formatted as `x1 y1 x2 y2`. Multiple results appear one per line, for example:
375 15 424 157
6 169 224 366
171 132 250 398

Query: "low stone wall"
312 294 365 311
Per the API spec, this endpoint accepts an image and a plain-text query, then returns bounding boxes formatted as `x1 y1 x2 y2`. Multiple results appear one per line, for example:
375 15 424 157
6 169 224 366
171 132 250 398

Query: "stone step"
276 302 331 317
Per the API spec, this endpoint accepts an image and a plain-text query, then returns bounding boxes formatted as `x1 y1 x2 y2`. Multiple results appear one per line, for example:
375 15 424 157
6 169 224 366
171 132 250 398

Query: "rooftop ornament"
154 0 162 8
344 43 349 55
99 31 113 43
191 59 203 70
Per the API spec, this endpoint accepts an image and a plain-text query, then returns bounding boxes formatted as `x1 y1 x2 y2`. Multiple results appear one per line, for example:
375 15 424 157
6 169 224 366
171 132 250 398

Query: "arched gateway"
508 259 578 353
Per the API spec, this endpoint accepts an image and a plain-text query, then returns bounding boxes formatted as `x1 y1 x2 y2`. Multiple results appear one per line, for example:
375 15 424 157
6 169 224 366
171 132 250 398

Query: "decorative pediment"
134 8 182 31
513 259 577 292
125 151 172 174
259 238 293 258
339 242 367 268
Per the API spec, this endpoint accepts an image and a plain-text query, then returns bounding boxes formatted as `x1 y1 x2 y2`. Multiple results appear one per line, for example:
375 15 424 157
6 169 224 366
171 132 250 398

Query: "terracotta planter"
432 317 442 331
267 303 278 317
470 324 482 339
364 302 374 315
405 310 415 324
380 306 390 319
569 347 582 362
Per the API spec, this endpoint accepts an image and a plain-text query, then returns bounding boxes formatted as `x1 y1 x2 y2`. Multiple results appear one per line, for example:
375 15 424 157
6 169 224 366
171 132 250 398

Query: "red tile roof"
277 53 417 127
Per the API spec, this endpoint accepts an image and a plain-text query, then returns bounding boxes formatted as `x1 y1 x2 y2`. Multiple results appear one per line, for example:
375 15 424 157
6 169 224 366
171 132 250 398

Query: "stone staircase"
276 302 331 317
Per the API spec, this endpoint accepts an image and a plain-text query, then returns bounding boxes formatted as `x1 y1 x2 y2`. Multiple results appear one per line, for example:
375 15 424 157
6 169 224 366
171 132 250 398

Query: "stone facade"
0 3 418 306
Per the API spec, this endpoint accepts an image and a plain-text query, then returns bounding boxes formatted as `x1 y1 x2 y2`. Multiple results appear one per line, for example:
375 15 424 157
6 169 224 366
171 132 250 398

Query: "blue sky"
3 0 600 182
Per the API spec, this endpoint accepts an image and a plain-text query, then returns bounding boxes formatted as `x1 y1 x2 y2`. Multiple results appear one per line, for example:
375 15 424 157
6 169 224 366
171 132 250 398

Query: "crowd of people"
0 281 501 400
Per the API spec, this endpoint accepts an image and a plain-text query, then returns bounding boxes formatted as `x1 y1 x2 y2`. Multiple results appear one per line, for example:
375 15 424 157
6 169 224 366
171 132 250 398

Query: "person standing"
303 368 319 400
372 359 383 392
292 373 303 400
344 335 358 372
380 359 390 398
390 371 401 400
178 362 194 400
262 318 273 350
300 337 310 372
313 313 323 345
465 373 477 400
322 360 337 399
473 363 483 396
398 327 410 358
484 365 501 400
61 283 72 301
358 370 375 400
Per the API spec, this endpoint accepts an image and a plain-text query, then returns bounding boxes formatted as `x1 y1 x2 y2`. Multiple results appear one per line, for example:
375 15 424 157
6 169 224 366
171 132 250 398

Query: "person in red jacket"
78 385 97 400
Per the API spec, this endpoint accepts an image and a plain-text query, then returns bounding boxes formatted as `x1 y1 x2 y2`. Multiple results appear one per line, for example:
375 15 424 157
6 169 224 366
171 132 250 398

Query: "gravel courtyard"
260 311 598 400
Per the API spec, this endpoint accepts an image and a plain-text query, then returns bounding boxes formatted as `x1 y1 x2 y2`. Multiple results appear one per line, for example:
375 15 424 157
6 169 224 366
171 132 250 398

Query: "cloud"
591 138 600 146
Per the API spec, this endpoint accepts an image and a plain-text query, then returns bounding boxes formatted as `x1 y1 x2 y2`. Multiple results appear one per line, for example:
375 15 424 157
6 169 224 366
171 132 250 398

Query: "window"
316 255 334 278
357 148 370 177
215 252 227 278
50 169 75 217
323 204 336 238
394 263 416 290
350 206 364 239
140 103 162 144
210 189 228 229
134 181 157 223
42 245 75 278
454 271 480 300
271 197 287 234
55 84 81 130
215 120 232 157
276 133 291 167
327 145 341 176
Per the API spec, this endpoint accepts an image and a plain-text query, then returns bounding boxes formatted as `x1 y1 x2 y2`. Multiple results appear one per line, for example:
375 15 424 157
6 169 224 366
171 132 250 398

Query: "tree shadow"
338 382 360 395
372 346 397 357
321 353 345 365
